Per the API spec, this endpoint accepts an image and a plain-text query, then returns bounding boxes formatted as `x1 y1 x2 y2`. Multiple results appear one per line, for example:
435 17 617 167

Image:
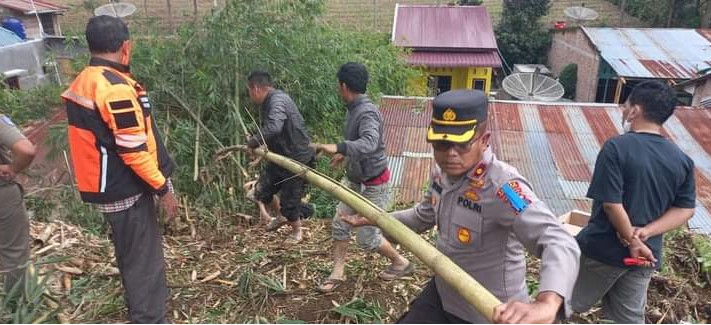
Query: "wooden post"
165 0 173 30
614 77 625 103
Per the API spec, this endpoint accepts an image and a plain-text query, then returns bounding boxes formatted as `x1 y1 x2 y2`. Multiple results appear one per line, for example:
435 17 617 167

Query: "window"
472 79 486 91
40 14 56 36
428 75 452 95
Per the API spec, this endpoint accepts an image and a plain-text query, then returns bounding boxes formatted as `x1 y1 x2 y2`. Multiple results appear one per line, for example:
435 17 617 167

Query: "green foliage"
693 234 711 274
331 298 383 323
25 185 105 236
110 0 417 219
0 84 63 125
559 64 578 100
608 0 701 27
496 0 551 66
0 264 60 324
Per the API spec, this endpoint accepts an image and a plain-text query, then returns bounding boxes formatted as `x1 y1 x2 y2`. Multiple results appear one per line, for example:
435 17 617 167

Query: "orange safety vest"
61 58 174 204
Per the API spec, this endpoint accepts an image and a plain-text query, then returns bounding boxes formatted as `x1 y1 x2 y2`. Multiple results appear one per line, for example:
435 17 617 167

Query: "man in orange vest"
61 16 177 323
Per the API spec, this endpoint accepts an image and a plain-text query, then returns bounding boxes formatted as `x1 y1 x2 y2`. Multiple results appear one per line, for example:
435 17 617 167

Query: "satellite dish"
502 71 565 102
564 6 599 23
94 2 137 18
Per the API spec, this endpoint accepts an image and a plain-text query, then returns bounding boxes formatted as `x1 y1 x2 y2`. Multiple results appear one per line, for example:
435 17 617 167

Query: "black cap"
427 89 488 143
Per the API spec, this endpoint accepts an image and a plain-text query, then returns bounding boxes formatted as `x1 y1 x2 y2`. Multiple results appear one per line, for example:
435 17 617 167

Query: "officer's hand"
492 291 562 324
0 164 15 182
330 153 345 168
339 212 373 227
628 238 657 267
159 191 179 223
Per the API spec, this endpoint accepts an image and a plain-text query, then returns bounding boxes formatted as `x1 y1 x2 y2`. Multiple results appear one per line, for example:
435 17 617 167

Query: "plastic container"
2 17 26 40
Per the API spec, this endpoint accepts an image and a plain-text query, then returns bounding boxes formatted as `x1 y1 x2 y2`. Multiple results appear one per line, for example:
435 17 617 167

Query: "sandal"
265 217 287 232
378 262 415 281
316 278 345 293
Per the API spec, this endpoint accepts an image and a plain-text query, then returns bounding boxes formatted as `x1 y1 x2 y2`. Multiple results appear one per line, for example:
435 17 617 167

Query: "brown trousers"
0 183 30 293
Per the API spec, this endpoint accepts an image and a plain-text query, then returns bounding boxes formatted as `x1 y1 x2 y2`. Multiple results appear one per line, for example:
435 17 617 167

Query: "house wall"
548 28 601 102
409 66 493 96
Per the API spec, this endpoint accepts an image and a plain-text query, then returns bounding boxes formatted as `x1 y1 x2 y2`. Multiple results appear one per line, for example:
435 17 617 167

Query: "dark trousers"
255 161 312 222
397 279 469 324
0 184 29 293
104 194 168 324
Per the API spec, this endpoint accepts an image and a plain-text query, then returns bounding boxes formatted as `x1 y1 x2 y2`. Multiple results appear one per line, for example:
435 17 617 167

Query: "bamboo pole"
221 145 502 322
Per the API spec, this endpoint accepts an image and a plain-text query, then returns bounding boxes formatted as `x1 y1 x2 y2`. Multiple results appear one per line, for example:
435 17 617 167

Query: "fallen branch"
220 145 502 322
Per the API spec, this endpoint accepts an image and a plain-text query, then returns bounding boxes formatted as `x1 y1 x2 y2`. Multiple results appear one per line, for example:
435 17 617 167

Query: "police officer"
0 113 35 294
342 89 581 323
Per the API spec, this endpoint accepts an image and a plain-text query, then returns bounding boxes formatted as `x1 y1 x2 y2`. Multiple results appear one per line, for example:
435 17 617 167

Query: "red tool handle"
623 257 648 266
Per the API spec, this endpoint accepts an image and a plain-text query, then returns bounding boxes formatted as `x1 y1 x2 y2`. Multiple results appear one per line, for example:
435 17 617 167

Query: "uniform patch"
109 100 134 110
113 111 140 129
1 115 15 126
457 196 482 213
457 227 472 244
469 179 485 189
497 181 531 215
464 190 479 202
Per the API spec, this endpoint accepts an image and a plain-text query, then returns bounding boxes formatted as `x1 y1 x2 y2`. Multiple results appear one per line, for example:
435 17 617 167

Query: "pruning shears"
623 257 651 266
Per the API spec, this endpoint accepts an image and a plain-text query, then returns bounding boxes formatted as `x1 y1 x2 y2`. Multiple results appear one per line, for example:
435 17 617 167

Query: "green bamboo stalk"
222 145 502 322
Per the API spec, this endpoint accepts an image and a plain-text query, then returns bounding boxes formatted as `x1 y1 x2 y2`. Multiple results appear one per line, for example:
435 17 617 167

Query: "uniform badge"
1 115 15 126
443 108 457 121
496 181 531 215
468 163 487 179
464 190 479 202
457 227 472 244
469 179 485 189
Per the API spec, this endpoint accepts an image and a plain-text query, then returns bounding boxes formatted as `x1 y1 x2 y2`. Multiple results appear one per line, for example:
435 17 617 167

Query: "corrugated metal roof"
582 27 711 79
380 96 711 235
0 0 66 14
0 27 22 46
392 5 497 50
407 51 502 68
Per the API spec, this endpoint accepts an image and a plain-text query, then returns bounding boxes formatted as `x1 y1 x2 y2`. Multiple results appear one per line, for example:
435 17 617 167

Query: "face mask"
120 41 132 66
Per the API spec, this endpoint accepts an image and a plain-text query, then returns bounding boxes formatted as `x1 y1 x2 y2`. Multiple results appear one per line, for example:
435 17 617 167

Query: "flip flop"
265 217 287 232
316 278 345 293
378 262 415 281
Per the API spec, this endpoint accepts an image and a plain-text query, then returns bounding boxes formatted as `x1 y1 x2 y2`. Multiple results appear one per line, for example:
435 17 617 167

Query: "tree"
559 64 578 100
495 0 551 66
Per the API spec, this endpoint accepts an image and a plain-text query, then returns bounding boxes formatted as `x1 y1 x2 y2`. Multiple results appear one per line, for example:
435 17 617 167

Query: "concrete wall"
548 28 601 102
0 39 47 89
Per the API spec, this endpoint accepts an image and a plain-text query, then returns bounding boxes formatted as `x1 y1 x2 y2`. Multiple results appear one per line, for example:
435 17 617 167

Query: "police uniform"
0 114 30 293
391 90 581 323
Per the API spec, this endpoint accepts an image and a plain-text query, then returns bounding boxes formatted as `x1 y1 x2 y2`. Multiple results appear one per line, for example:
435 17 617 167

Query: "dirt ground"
25 214 711 324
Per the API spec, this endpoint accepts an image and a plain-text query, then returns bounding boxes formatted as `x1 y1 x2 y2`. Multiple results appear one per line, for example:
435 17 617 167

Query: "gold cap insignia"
442 108 457 121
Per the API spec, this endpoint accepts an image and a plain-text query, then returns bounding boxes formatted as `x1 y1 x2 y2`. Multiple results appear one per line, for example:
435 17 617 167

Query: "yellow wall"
408 67 493 96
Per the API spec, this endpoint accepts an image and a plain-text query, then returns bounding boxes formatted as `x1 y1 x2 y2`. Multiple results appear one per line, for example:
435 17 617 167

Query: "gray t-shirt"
0 114 25 186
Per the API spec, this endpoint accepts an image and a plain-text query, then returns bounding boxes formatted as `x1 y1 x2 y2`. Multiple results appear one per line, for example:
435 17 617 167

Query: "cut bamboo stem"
221 145 502 322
